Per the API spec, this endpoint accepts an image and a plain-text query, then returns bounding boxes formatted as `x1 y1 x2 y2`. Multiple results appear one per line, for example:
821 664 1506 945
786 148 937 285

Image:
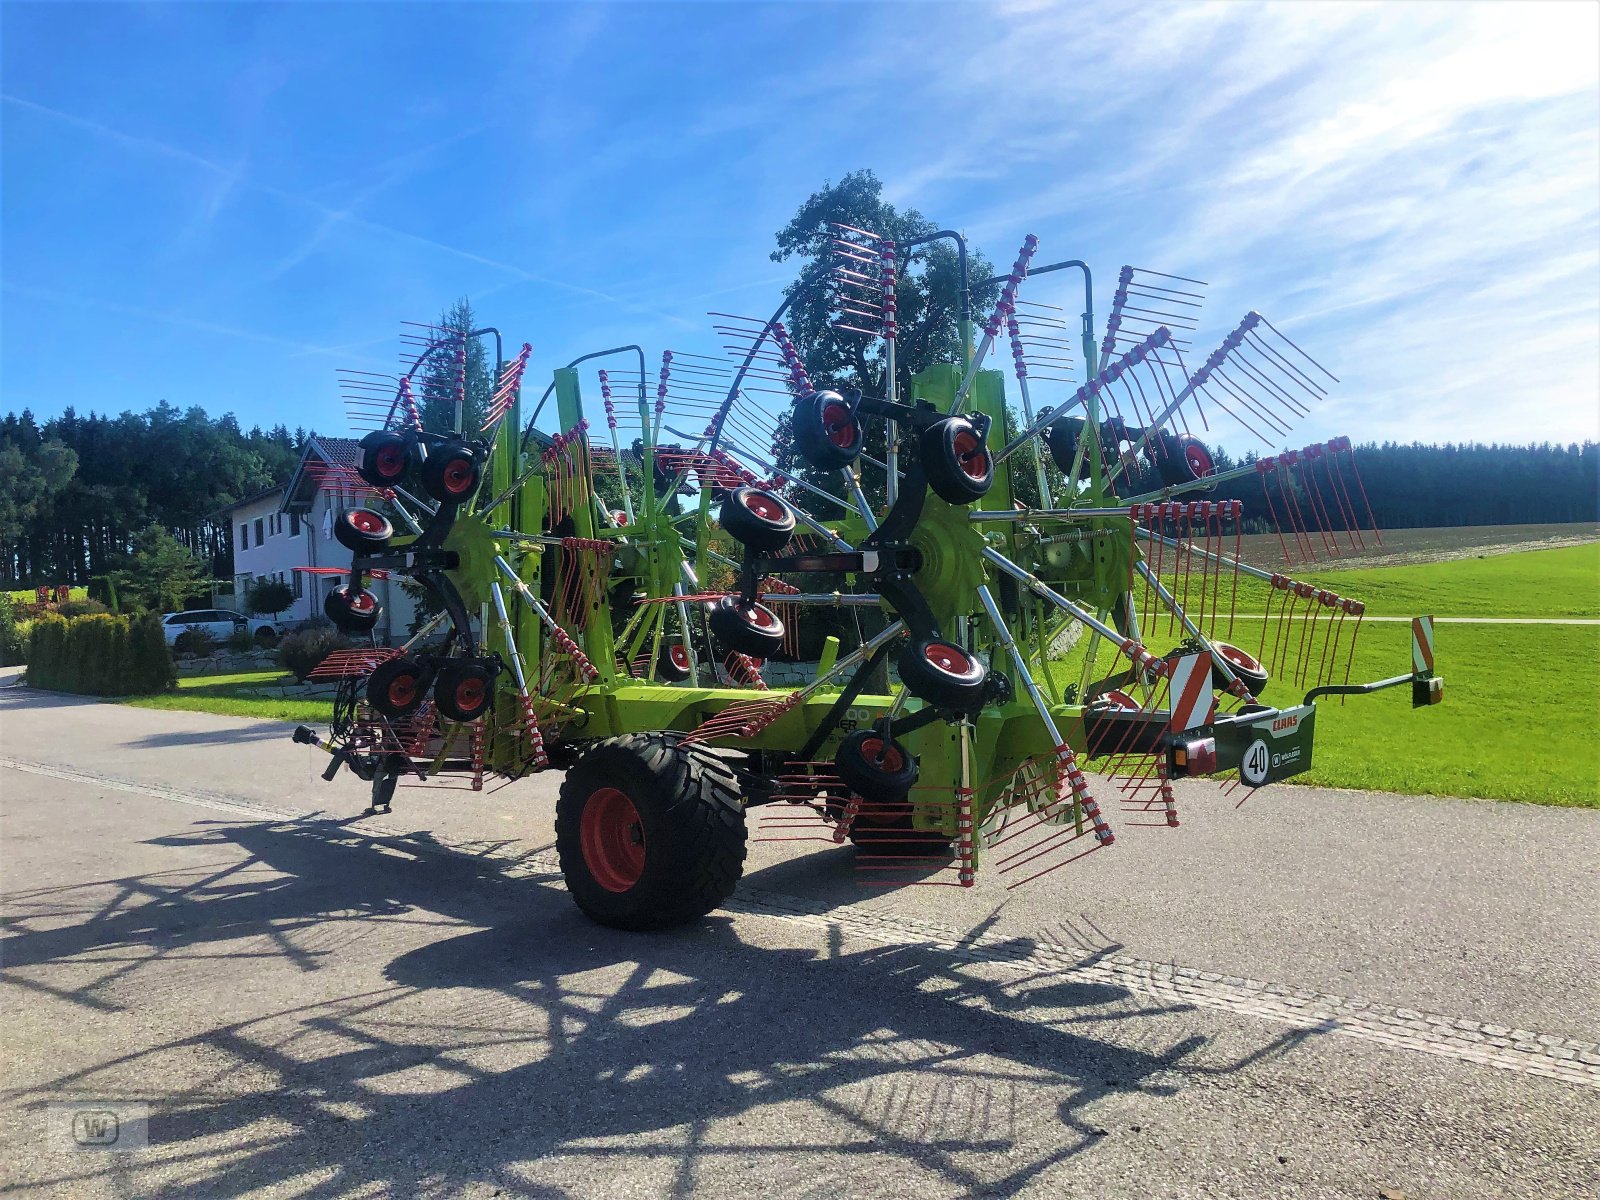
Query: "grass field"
1062 542 1599 807
122 669 334 724
1217 542 1600 620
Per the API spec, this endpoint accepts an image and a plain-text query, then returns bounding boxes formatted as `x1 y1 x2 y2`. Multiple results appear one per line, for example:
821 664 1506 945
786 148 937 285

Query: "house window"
290 511 301 536
239 523 248 551
292 570 303 599
255 517 265 543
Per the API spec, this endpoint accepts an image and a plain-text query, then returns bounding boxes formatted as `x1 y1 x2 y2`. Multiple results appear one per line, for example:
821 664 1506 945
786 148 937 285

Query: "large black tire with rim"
1149 430 1217 488
792 390 864 469
335 507 395 555
921 417 993 504
708 595 785 658
367 655 430 718
420 442 481 504
897 638 988 710
357 430 410 489
556 734 747 931
324 584 381 633
719 486 796 554
433 660 494 722
834 728 918 800
1210 641 1269 697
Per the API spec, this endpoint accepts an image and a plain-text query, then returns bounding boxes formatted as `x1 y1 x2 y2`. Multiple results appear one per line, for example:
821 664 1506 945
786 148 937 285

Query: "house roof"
214 483 286 518
281 436 365 512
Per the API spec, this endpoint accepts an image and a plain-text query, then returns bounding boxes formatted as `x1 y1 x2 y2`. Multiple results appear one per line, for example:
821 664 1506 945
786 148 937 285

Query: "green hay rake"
292 222 1443 930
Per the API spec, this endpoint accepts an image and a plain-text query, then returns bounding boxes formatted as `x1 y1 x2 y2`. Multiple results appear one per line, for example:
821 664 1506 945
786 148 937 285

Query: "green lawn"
1055 544 1600 807
1294 620 1597 806
1232 541 1599 619
122 669 334 724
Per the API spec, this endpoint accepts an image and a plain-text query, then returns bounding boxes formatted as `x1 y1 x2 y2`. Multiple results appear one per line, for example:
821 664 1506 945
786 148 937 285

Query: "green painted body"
447 356 1149 860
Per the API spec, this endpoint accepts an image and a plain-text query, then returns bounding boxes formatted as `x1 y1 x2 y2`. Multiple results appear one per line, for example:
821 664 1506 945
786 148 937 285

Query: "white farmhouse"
220 437 418 643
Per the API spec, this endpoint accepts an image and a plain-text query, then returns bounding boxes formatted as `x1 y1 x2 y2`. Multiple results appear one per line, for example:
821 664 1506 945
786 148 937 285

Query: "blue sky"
3 1 1597 454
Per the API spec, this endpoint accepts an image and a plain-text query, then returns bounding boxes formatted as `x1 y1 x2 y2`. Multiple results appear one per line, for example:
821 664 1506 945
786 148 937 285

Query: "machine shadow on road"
1 815 1321 1198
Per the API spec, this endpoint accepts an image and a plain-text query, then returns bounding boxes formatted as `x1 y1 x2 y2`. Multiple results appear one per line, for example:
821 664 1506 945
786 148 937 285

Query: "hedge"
24 612 176 696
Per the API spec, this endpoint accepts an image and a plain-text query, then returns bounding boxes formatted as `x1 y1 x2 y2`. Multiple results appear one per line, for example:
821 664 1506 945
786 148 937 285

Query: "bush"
225 627 257 653
0 593 22 666
128 611 177 694
173 627 217 658
58 599 111 618
247 578 294 618
277 624 351 681
25 615 67 689
24 611 175 696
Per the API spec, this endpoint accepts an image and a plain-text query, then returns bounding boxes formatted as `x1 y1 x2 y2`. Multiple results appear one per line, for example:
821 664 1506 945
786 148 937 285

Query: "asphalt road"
1 682 1596 1199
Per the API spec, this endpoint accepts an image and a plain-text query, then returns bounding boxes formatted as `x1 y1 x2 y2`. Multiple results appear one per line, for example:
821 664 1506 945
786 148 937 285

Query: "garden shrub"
276 623 351 681
23 611 175 696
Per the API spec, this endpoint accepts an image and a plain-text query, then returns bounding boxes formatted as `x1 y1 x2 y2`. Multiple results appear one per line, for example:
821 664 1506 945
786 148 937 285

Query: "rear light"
1169 736 1217 777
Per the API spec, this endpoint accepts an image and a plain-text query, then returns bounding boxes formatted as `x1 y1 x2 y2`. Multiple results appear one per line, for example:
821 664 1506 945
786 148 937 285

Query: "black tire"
656 642 693 682
921 417 993 504
367 655 430 718
335 507 395 554
254 626 278 646
708 595 785 658
420 441 481 504
719 486 796 554
1176 434 1217 490
1045 415 1086 474
1149 430 1216 488
1210 641 1269 697
555 733 747 930
325 585 381 633
898 638 988 710
792 390 863 469
357 430 410 488
834 728 917 800
433 660 494 722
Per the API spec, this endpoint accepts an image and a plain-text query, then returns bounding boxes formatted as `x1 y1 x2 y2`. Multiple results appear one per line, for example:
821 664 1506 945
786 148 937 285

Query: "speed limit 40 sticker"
1240 739 1272 787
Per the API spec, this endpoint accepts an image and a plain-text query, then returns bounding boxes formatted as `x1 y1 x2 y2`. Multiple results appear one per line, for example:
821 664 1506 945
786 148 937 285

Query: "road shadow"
2 815 1320 1198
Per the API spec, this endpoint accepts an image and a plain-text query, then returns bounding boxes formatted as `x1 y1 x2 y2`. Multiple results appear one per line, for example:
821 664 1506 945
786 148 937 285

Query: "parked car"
161 609 280 648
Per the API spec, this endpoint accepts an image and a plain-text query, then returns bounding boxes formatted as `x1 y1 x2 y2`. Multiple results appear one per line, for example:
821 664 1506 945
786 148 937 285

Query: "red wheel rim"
669 645 690 670
821 401 857 449
580 787 646 892
454 677 486 712
442 458 475 495
1104 689 1138 709
1184 441 1214 478
343 589 375 614
923 642 971 675
741 491 785 522
348 510 386 534
952 429 989 481
858 735 904 773
374 444 406 477
388 674 418 707
1218 644 1260 672
741 603 778 630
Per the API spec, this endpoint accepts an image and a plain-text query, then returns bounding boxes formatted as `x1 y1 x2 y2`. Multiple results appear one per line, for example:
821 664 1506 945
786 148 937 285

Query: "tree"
767 170 999 509
771 169 998 409
0 433 76 544
247 578 294 618
118 523 212 612
417 297 494 435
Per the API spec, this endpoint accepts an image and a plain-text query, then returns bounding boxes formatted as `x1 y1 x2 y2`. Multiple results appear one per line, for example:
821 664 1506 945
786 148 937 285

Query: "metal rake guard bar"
282 217 1443 932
